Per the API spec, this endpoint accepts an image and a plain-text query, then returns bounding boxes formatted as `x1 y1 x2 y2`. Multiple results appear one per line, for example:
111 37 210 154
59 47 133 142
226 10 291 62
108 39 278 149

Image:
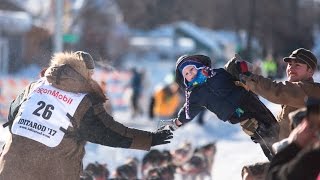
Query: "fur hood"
44 52 106 102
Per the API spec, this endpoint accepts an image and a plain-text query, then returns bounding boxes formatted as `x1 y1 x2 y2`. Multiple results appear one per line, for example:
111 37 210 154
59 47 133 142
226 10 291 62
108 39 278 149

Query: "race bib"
11 79 86 147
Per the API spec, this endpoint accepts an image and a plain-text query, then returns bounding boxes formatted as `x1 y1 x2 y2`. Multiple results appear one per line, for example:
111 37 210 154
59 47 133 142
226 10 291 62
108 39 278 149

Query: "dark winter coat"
175 54 279 160
266 142 320 180
0 61 152 180
177 68 249 123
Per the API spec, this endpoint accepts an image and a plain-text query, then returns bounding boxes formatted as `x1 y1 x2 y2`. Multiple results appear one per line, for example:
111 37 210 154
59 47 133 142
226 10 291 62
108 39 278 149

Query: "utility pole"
245 0 256 61
54 0 63 52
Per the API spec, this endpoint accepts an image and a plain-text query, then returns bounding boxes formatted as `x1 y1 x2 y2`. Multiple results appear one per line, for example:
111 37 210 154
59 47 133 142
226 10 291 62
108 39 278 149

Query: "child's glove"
224 54 252 80
158 118 181 131
237 60 252 76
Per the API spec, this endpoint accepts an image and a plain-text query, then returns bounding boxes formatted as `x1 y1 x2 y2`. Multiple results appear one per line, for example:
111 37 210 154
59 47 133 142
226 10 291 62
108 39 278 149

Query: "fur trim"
45 52 106 103
175 54 212 90
49 52 90 80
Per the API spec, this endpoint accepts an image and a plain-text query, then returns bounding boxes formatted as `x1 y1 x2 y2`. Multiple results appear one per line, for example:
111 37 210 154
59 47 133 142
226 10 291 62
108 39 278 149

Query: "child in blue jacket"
159 54 280 160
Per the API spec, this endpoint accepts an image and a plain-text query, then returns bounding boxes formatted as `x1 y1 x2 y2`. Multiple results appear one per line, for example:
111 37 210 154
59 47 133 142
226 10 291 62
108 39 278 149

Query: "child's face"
182 65 198 82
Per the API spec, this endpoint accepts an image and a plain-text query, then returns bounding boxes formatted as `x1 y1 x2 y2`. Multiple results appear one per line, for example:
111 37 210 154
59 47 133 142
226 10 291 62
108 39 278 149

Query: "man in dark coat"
0 51 172 180
266 97 320 180
159 54 279 160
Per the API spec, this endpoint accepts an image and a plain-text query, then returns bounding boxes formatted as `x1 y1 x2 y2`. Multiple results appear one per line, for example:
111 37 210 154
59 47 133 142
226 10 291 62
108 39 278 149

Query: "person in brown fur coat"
0 51 172 180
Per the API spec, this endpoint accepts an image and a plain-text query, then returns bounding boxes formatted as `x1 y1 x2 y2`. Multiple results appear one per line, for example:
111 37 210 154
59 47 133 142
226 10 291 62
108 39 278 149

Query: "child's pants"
230 92 280 160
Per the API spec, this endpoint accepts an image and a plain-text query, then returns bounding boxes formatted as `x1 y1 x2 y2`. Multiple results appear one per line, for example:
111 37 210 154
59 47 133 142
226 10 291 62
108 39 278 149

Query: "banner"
0 70 132 121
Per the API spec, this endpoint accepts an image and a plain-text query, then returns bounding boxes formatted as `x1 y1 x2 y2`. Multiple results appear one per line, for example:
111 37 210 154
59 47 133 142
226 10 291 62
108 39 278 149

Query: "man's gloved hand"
240 118 258 136
235 74 258 91
158 119 181 131
151 129 173 146
224 54 252 80
234 81 250 91
239 74 255 83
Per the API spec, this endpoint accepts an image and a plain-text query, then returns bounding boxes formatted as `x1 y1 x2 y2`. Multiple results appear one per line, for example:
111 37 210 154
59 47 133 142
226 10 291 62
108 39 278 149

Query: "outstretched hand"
151 129 173 146
158 119 181 131
234 81 250 91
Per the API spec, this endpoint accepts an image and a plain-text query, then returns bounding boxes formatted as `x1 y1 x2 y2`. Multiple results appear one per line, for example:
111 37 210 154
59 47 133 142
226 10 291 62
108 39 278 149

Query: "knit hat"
178 60 205 74
283 48 317 70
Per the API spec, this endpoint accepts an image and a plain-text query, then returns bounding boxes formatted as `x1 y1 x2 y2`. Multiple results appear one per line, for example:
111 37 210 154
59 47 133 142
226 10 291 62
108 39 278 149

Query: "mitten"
236 60 251 76
225 54 252 80
151 129 173 146
240 118 258 136
224 54 240 79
